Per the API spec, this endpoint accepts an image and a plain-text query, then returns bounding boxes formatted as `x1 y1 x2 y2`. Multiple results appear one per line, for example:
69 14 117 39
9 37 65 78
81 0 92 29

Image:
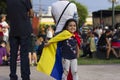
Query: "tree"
0 0 7 14
70 0 88 27
109 5 120 10
114 5 120 10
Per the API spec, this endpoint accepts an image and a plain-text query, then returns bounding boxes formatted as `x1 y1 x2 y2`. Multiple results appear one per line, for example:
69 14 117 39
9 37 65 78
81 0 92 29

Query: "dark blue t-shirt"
61 37 77 60
6 0 33 36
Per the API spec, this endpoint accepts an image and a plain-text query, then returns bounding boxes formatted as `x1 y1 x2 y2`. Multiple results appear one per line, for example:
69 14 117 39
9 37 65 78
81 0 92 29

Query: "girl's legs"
62 58 70 80
71 59 78 80
111 48 119 58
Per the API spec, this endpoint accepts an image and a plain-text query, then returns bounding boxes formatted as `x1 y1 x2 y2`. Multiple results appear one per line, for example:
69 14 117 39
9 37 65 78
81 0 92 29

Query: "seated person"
97 29 119 59
0 40 8 65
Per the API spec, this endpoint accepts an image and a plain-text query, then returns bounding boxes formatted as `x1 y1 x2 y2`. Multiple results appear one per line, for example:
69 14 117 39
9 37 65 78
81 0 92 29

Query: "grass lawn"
78 58 120 65
78 49 120 65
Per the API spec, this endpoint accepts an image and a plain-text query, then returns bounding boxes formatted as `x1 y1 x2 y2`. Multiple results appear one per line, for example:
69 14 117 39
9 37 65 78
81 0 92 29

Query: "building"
85 12 93 25
92 10 120 28
40 6 54 25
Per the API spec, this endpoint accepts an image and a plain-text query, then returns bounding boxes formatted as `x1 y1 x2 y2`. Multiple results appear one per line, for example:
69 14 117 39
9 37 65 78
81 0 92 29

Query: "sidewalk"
0 64 120 80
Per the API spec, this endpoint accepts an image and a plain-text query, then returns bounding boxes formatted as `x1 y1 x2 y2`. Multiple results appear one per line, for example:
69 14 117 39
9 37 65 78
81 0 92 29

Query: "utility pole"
39 0 42 19
109 0 118 30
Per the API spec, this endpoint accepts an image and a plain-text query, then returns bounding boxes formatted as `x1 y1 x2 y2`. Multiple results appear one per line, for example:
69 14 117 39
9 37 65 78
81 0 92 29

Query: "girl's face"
67 21 77 33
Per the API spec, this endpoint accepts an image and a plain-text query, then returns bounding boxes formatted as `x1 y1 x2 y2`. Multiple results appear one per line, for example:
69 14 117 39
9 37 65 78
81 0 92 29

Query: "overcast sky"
32 0 120 13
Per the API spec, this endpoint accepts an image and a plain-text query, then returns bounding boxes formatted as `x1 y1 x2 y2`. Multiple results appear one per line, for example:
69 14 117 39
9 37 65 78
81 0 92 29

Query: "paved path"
0 64 120 80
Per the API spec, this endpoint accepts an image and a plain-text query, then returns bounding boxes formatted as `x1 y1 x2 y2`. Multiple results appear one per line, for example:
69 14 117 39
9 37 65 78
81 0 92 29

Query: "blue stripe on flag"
51 43 63 80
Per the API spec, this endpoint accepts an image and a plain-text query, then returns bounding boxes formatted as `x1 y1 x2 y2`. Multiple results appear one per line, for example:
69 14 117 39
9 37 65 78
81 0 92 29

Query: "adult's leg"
9 37 19 80
20 36 31 80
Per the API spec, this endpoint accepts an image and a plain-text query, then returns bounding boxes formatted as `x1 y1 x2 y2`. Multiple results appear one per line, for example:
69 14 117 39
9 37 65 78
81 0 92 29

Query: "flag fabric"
74 32 81 47
37 30 73 80
112 40 120 48
67 69 73 80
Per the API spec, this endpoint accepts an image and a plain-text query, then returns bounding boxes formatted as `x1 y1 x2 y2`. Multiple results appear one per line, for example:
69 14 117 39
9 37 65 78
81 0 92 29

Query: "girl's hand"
44 42 51 47
77 52 80 58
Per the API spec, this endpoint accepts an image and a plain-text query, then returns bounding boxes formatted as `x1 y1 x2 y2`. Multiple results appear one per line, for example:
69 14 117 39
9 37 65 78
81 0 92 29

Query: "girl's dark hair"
62 18 79 32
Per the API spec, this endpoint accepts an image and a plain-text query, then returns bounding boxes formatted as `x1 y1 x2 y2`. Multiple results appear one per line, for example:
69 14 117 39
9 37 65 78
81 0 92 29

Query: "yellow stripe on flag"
37 30 73 76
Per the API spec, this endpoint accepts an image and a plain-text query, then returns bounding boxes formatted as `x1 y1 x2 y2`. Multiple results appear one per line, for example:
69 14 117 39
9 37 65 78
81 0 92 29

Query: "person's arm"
0 25 3 32
76 44 80 58
44 42 52 47
23 0 34 18
28 8 34 18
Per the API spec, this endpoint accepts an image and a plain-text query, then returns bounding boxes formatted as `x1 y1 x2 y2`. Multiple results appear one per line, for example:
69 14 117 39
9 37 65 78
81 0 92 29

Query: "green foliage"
0 0 7 14
109 5 120 10
78 49 120 65
76 2 88 27
115 5 120 10
70 0 88 27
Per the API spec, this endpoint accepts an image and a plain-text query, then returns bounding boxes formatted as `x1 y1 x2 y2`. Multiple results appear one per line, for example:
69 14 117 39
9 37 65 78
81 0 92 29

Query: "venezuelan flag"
37 30 73 80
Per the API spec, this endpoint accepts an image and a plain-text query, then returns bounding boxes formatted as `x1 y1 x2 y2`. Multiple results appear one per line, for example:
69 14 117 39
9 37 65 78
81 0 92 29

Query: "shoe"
10 74 18 80
22 76 30 80
10 77 18 80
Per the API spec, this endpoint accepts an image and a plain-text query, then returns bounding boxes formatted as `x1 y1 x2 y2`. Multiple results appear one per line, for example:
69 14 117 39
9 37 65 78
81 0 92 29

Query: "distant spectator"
38 27 46 41
29 33 37 66
0 14 9 42
0 40 8 65
46 26 54 40
98 29 119 59
87 32 97 58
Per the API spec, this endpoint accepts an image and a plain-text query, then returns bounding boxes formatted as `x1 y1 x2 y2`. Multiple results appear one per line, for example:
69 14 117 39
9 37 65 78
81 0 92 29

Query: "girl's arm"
44 42 51 47
76 44 80 58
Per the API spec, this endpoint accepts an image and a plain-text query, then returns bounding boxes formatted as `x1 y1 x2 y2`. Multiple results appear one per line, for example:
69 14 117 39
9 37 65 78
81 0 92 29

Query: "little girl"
61 19 80 80
44 18 81 80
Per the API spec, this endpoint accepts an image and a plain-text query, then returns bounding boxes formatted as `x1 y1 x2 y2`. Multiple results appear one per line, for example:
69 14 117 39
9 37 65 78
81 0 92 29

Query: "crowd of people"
0 15 55 66
80 26 120 60
0 0 120 80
